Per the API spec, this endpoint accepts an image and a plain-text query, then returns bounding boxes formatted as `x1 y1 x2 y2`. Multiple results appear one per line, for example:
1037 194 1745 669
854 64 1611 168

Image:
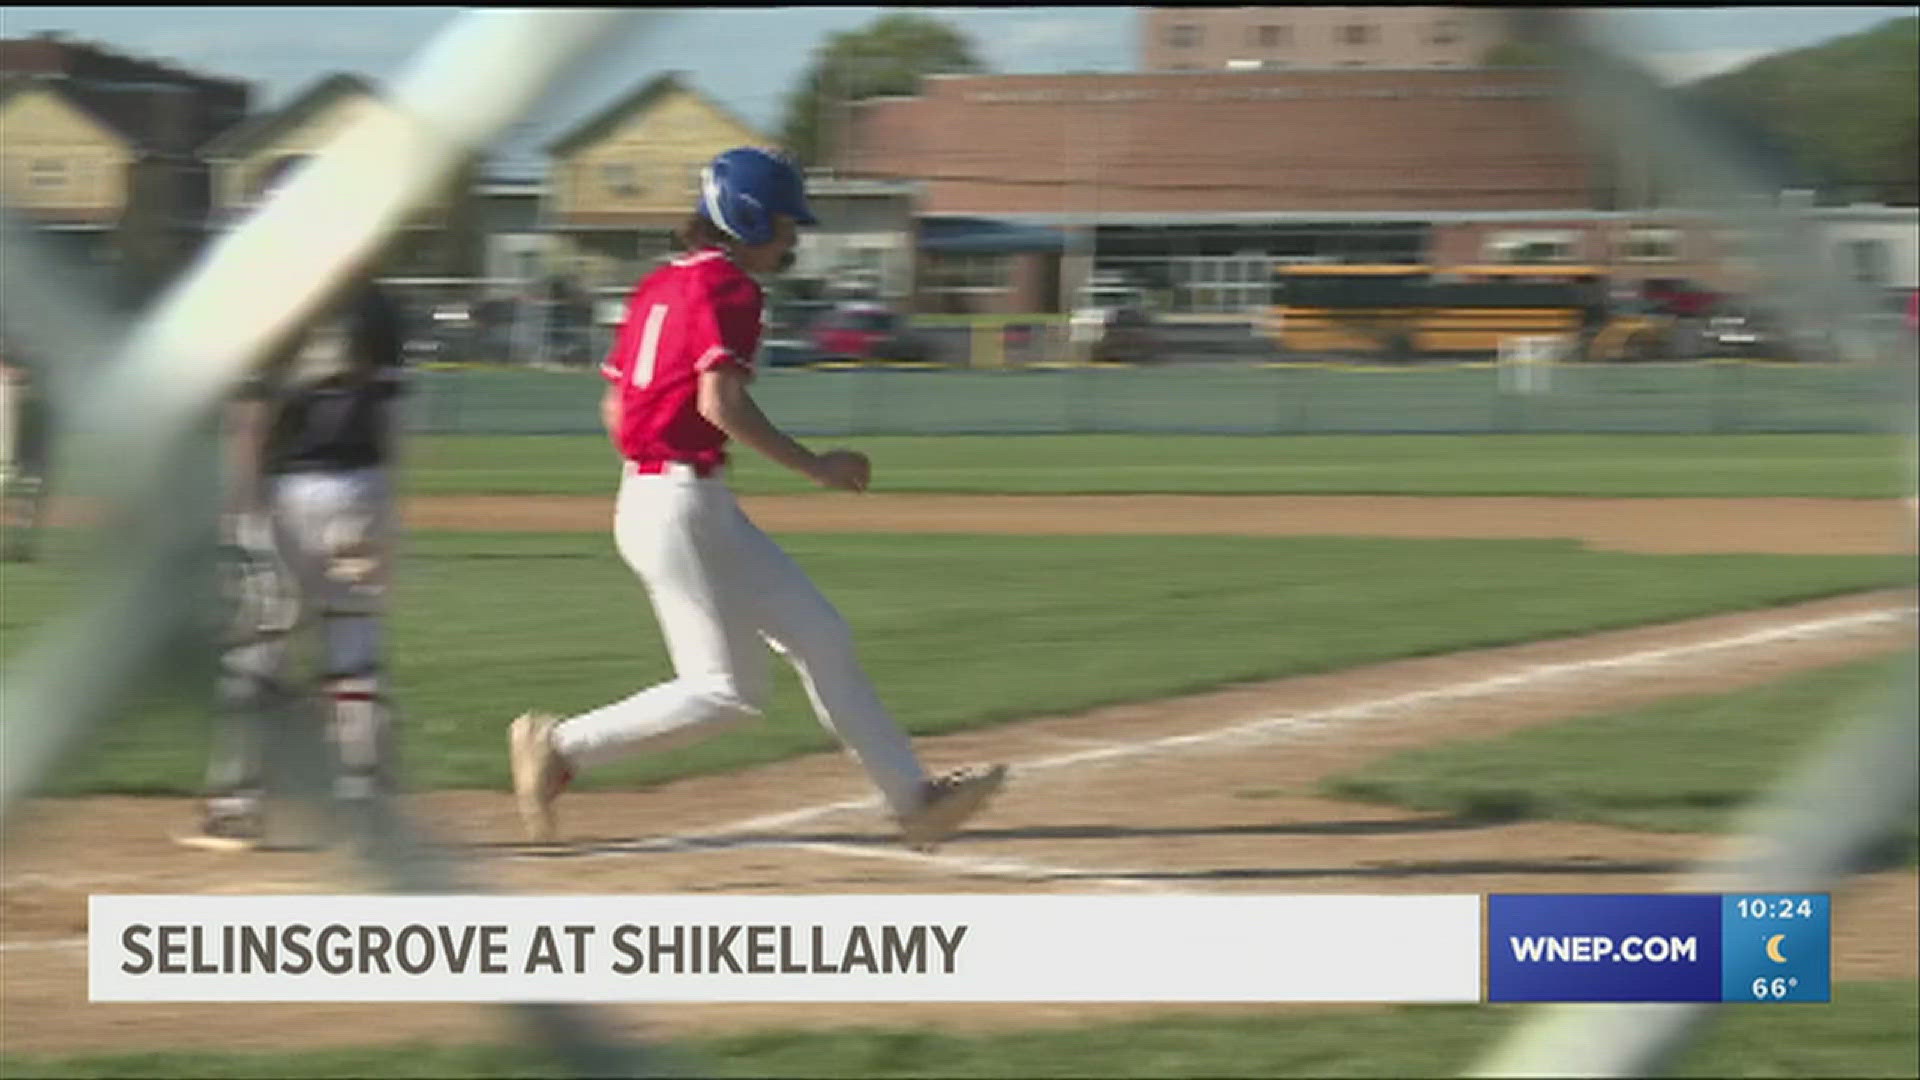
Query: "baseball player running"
509 147 1006 850
188 153 407 850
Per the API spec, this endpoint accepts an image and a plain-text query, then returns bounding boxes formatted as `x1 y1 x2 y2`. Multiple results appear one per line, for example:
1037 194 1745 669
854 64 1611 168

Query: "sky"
3 6 1913 176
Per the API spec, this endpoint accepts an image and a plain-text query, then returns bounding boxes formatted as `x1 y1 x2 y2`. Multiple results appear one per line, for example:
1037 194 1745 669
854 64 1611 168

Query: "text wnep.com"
1507 934 1701 963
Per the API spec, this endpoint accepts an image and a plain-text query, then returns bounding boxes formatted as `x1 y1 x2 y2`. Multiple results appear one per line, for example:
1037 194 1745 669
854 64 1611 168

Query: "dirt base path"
4 590 1914 1055
404 494 1918 555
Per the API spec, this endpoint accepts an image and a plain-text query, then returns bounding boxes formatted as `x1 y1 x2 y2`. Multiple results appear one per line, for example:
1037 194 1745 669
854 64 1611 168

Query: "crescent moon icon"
1766 934 1788 963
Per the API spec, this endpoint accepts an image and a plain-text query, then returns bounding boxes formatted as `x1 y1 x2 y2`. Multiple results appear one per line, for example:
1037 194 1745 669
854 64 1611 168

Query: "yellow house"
0 74 132 231
202 72 481 283
0 74 213 295
544 71 769 290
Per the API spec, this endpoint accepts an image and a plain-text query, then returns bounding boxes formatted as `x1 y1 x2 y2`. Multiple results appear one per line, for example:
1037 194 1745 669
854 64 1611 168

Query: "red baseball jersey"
600 248 763 470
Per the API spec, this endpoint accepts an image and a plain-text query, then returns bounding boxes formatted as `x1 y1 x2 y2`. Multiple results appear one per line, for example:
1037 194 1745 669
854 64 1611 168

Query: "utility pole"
1090 89 1102 293
818 61 836 178
1057 96 1073 317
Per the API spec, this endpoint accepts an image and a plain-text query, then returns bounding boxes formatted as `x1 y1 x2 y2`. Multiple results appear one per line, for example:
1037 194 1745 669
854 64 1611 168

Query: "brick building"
833 67 1723 315
1141 7 1510 73
0 32 248 294
844 68 1597 216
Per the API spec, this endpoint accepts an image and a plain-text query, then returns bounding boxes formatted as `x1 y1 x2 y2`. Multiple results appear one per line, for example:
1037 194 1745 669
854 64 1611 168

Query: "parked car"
809 302 933 365
545 312 596 367
1641 277 1719 319
402 300 477 365
1704 305 1777 359
1069 283 1160 364
759 299 834 368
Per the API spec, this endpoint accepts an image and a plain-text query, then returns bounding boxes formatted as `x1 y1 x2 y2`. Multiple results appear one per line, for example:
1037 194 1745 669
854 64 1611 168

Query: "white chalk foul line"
497 603 1915 889
2 603 1911 913
782 842 1173 894
693 605 1919 840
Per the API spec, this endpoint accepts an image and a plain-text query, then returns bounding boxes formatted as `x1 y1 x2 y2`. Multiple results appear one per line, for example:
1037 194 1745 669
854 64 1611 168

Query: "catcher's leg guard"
323 669 394 799
322 607 396 801
208 636 293 803
312 476 396 800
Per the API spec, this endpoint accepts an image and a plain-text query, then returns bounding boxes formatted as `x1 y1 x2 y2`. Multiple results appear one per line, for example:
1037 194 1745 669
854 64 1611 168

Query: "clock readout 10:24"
1735 897 1817 919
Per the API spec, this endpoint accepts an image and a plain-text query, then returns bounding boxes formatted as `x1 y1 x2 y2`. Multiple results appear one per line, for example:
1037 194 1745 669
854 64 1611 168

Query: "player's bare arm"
599 383 622 441
696 365 867 491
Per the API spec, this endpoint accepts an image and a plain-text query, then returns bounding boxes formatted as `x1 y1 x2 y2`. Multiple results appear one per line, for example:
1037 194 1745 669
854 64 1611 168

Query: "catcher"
186 154 408 850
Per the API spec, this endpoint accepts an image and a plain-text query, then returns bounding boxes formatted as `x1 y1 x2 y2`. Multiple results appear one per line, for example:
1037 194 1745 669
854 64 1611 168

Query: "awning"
917 216 1066 254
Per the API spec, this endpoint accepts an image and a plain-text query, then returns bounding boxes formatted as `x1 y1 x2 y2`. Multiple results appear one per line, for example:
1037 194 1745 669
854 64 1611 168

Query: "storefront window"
1618 227 1681 262
925 252 1011 292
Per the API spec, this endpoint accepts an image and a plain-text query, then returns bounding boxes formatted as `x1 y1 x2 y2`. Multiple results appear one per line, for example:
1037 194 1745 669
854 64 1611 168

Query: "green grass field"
7 432 1912 1068
1323 653 1916 840
3 533 1907 796
400 433 1911 497
5 980 1913 1078
4 432 1915 1079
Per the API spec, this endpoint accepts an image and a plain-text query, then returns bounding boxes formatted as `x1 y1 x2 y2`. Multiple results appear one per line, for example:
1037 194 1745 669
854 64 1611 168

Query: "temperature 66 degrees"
1736 898 1814 919
1751 977 1800 1000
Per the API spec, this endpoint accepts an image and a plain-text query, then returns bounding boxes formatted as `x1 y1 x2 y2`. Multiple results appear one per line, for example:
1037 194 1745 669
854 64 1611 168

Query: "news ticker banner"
86 893 1828 1004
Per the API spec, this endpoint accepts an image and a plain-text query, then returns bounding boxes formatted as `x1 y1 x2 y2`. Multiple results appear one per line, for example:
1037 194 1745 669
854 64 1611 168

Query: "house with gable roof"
0 32 249 295
542 71 771 289
202 71 483 281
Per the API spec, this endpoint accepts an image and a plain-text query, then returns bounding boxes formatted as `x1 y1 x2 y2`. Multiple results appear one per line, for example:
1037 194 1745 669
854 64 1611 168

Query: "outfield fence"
407 360 1899 437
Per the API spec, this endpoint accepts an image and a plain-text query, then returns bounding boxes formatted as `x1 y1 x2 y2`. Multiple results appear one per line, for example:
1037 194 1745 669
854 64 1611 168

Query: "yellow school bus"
1268 263 1609 360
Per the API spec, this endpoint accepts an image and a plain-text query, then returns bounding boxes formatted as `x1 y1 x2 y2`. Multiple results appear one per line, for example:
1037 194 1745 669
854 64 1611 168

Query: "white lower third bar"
89 894 1484 1004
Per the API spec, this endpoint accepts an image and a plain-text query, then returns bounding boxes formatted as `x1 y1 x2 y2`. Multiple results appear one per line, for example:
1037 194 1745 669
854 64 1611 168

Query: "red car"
1641 278 1718 319
809 303 932 364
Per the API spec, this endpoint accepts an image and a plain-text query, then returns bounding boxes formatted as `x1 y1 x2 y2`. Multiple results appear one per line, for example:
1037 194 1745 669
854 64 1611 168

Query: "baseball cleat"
897 764 1008 851
175 801 264 853
509 712 568 843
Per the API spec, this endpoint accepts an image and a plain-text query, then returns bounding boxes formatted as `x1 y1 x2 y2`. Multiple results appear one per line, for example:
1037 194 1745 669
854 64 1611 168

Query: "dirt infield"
2 495 1915 1056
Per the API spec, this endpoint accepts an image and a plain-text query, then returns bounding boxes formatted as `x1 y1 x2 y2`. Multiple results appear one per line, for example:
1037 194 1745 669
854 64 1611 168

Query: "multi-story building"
0 32 249 294
1141 7 1511 73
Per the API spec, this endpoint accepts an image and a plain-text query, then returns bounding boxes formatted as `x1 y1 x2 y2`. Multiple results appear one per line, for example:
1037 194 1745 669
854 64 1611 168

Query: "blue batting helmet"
696 147 817 247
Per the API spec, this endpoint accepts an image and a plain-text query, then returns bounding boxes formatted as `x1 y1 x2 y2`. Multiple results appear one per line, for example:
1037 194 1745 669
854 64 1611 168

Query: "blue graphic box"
1720 894 1830 1003
1488 894 1722 1002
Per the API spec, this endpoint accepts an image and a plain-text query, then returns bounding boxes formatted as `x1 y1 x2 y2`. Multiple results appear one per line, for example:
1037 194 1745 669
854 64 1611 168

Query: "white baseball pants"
553 463 929 815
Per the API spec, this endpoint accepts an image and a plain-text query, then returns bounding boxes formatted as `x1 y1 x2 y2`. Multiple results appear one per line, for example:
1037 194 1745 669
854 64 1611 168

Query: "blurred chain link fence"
1 10 672 1077
1 5 1913 1078
400 360 1896 437
1465 8 1919 1077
